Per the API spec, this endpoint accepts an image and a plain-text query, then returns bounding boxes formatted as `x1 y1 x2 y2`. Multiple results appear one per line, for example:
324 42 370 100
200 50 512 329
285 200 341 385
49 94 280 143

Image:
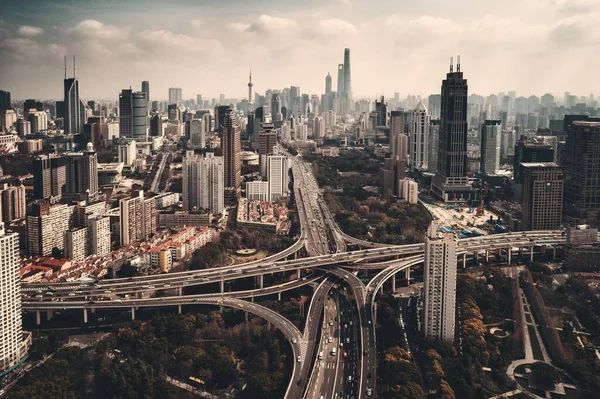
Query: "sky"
0 0 599 101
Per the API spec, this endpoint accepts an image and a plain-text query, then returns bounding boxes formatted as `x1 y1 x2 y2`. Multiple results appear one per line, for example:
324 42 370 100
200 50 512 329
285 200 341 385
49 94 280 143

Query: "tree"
530 362 560 388
439 379 456 399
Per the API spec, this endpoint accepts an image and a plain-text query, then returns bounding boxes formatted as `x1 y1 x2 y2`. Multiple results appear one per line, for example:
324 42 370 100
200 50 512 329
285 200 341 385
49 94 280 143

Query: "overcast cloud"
0 0 598 101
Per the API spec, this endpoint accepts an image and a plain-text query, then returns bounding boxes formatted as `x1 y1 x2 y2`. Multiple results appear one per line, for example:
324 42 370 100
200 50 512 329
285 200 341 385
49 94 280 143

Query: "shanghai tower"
343 48 352 102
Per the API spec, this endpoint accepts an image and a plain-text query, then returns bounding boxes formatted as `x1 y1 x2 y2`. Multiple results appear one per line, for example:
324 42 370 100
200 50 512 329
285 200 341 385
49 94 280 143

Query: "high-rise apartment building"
480 120 501 175
168 88 183 106
63 143 99 202
64 227 88 261
423 222 457 342
33 156 66 201
563 121 600 224
246 181 269 201
409 101 430 170
0 223 29 374
0 184 26 223
119 89 148 140
26 203 74 256
86 214 111 257
521 163 563 231
119 190 156 246
513 136 555 184
267 155 289 201
222 108 241 201
182 152 224 215
431 58 473 202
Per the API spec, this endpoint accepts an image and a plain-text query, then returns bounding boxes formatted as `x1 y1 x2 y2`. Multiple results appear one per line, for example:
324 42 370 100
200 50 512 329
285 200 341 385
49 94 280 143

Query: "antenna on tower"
457 55 461 72
450 56 453 73
64 55 67 79
73 55 76 78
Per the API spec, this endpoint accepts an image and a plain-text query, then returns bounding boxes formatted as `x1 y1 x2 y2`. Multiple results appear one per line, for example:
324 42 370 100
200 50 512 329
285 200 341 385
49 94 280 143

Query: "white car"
297 356 301 363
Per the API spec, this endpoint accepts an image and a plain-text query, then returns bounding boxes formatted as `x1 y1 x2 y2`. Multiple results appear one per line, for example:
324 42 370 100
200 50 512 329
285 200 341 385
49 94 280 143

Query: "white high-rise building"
409 101 430 170
182 152 224 214
480 120 501 175
0 223 29 373
117 140 136 166
423 222 457 342
267 155 289 201
64 227 88 261
86 214 111 257
246 181 269 201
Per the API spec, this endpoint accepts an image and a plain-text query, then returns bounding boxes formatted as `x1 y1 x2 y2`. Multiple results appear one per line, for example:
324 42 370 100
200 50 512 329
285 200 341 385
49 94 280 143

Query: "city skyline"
1 0 599 100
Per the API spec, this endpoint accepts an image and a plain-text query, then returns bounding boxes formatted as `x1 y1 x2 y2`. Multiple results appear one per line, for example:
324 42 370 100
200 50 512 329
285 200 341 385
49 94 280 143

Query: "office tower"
63 143 99 202
258 122 277 178
221 108 241 201
563 121 600 224
390 111 405 135
0 90 10 110
15 119 31 136
336 64 345 101
119 190 156 246
23 99 43 115
343 48 352 105
267 155 289 201
64 57 82 134
28 110 48 133
33 156 66 200
314 116 325 140
480 120 501 175
246 181 269 201
168 88 182 106
427 120 440 173
271 92 282 122
141 80 150 108
86 214 110 257
399 178 419 204
513 136 555 184
215 104 230 134
188 119 205 149
428 94 441 119
375 96 388 126
0 184 26 223
65 227 87 261
391 133 408 162
119 89 148 140
409 101 430 170
423 222 457 342
431 57 472 202
117 140 136 166
0 223 28 374
182 152 224 214
197 94 203 109
521 163 563 231
325 73 332 95
150 114 162 136
26 203 74 256
378 156 406 196
84 116 106 148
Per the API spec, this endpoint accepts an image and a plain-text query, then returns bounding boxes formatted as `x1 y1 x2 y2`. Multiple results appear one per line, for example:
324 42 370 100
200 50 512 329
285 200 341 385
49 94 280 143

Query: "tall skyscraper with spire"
325 73 332 95
222 108 241 202
431 56 473 202
63 56 83 135
343 48 352 104
248 68 254 112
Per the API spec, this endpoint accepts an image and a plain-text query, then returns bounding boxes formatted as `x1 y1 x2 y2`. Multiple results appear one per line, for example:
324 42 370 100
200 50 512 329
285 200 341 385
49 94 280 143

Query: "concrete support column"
553 247 556 260
294 252 298 260
83 308 88 324
373 303 378 328
508 248 512 265
178 305 182 314
36 309 41 325
178 287 182 296
220 305 224 313
391 274 396 293
530 246 534 262
519 247 524 257
220 279 224 293
131 307 136 320
485 250 489 263
405 268 410 283
278 291 282 301
297 268 301 280
46 309 53 321
259 274 264 289
462 253 467 269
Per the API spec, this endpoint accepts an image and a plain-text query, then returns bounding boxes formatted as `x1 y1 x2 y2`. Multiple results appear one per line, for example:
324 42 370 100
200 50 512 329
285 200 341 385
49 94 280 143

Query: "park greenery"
7 312 292 399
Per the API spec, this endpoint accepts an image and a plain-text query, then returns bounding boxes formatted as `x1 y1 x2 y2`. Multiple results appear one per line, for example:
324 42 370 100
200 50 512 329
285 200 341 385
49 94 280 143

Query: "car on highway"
297 356 301 362
292 338 297 344
367 388 372 396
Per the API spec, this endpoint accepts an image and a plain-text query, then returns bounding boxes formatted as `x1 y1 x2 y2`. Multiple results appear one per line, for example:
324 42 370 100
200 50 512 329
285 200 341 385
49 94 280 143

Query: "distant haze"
0 0 598 100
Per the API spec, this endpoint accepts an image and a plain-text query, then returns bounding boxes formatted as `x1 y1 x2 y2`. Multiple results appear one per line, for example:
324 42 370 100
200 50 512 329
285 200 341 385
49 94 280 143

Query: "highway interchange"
22 153 570 399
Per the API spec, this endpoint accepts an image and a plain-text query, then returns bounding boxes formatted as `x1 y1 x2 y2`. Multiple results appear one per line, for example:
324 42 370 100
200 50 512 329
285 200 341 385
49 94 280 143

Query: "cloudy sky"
1 0 598 101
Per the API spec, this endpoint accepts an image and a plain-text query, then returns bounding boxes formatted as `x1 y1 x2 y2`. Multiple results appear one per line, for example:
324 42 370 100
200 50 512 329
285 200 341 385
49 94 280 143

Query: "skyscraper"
423 222 457 342
63 143 99 202
336 64 345 101
343 48 352 103
26 203 74 256
0 90 10 111
168 88 182 106
480 120 501 175
267 155 289 201
431 57 473 202
188 119 205 149
141 81 150 109
182 152 224 214
521 163 563 231
0 223 29 374
0 184 26 223
119 191 156 246
409 100 430 170
375 96 388 126
271 92 282 122
222 108 242 201
563 121 600 224
325 73 332 95
248 69 254 112
119 89 148 140
64 57 82 135
32 156 66 201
